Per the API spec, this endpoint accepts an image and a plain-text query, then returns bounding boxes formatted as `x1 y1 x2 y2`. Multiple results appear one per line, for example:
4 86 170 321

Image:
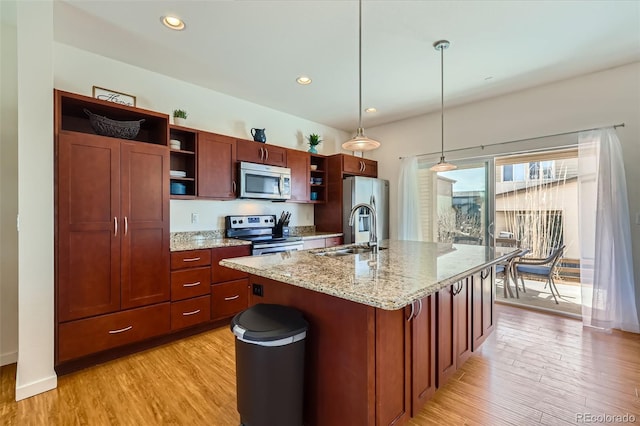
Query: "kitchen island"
221 240 516 426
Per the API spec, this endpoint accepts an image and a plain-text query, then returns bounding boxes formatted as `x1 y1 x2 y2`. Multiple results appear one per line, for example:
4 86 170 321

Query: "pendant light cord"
358 0 363 130
440 43 444 159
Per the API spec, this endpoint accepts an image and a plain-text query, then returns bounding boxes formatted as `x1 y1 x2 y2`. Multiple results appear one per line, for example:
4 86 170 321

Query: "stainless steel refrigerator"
342 176 389 244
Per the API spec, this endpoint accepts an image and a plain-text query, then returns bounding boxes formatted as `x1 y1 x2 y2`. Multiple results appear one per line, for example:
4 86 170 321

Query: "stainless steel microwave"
238 161 291 200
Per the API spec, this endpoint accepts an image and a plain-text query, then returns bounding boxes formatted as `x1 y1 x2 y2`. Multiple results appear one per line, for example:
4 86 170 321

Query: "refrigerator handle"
371 195 376 210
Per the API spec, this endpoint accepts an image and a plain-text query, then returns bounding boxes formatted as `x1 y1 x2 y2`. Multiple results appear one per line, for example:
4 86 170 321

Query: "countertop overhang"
220 240 518 310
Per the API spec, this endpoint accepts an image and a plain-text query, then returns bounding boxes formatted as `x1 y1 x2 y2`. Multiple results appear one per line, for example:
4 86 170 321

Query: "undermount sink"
313 245 387 257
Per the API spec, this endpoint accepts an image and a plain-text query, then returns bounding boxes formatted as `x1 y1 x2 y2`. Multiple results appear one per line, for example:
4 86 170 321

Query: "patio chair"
513 245 566 304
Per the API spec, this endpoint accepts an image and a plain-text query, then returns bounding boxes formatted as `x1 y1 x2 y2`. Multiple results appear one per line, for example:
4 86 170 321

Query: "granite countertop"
296 231 343 240
220 240 518 310
170 236 251 252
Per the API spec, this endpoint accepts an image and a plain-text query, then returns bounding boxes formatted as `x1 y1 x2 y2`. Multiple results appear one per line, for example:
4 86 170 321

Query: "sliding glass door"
418 158 495 246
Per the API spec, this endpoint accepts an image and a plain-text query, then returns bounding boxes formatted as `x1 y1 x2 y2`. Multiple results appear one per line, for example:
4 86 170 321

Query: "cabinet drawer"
326 236 343 247
211 279 249 320
171 295 211 331
211 245 251 283
171 249 211 270
58 303 170 363
171 267 211 301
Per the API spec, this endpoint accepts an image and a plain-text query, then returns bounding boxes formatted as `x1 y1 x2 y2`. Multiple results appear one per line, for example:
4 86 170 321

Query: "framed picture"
92 86 136 107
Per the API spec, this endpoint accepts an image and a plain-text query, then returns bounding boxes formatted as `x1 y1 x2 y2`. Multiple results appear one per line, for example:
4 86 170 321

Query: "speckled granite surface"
171 228 342 250
220 240 518 310
170 231 251 251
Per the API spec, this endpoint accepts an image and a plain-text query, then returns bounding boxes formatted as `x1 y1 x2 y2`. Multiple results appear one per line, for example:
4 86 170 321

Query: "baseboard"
15 373 57 401
1 351 18 366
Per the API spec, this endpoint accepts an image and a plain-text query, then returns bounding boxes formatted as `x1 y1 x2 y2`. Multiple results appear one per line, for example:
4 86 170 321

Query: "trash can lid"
231 304 308 343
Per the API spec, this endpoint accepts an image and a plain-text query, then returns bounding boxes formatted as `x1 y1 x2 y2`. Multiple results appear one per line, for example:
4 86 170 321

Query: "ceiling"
53 0 640 132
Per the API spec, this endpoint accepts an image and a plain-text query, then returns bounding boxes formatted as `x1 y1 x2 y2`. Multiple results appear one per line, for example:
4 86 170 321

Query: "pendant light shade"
342 0 380 152
430 40 456 172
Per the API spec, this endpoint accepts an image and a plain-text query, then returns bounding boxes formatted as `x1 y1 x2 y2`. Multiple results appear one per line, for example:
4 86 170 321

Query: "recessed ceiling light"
364 107 377 113
162 15 185 31
296 76 312 85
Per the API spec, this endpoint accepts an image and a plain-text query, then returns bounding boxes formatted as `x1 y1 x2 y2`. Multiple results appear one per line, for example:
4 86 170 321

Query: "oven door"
239 162 291 200
252 242 304 255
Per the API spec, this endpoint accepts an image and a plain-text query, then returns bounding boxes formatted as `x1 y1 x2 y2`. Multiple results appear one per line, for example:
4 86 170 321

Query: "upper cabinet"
342 154 378 178
236 138 287 167
169 126 197 199
55 90 168 146
198 132 237 199
286 149 311 203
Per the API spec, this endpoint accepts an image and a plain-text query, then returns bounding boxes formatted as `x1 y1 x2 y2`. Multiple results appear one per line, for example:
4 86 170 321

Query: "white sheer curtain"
578 127 639 333
398 156 423 241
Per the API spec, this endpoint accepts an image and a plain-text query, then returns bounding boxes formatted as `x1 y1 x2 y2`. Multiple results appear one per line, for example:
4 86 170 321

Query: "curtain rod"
398 123 625 160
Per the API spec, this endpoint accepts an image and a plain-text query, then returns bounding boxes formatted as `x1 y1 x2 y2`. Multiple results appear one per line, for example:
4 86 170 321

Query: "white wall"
15 0 57 400
0 0 19 367
368 62 640 318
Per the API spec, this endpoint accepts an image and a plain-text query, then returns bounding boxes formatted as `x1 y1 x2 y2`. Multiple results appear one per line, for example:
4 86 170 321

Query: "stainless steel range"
225 214 303 255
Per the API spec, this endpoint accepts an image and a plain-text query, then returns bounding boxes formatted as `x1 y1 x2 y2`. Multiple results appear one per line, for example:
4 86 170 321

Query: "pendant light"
342 0 381 152
430 40 457 172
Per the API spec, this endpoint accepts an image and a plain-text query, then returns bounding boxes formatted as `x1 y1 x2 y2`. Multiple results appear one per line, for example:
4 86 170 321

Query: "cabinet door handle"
182 309 201 316
183 257 201 262
183 281 201 287
224 295 240 301
362 161 366 173
259 147 264 161
415 299 423 318
124 216 128 236
108 325 132 334
232 180 236 193
264 148 269 161
114 217 118 237
407 301 415 322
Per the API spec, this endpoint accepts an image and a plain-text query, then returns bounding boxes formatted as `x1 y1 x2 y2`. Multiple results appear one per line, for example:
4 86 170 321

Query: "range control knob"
232 220 237 224
239 219 243 224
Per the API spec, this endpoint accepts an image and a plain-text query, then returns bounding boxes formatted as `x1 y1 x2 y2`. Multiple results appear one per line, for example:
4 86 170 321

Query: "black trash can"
231 304 308 426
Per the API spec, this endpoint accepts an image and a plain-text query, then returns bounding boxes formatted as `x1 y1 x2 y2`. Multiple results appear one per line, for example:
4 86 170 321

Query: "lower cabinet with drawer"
211 279 249 321
211 245 251 320
170 249 213 330
58 303 171 363
171 295 211 331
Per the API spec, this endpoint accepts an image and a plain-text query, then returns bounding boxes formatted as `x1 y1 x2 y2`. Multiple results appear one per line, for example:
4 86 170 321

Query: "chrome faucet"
348 203 378 253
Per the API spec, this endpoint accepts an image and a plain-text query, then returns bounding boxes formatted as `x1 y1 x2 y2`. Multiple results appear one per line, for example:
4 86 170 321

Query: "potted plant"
173 109 188 126
306 133 322 154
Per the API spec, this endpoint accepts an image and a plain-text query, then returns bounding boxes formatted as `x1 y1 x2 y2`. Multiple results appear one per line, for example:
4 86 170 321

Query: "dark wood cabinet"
309 154 327 203
472 266 495 350
437 279 472 388
236 138 287 167
286 149 310 202
57 134 170 321
197 132 237 199
410 295 436 415
120 142 171 309
57 132 122 322
210 245 251 320
342 155 378 177
56 90 170 367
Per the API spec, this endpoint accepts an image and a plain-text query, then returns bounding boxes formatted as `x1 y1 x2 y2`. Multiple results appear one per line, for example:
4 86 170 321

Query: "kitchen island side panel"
248 275 376 426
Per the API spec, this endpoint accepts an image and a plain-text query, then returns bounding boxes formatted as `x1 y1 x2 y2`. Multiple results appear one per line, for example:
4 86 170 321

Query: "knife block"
274 225 290 238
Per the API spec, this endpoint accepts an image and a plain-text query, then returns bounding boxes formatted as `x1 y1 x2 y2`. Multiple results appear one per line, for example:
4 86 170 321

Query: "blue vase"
308 146 318 154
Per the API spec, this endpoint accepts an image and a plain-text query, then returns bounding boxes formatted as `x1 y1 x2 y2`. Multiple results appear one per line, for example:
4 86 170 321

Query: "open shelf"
310 154 327 203
169 126 198 198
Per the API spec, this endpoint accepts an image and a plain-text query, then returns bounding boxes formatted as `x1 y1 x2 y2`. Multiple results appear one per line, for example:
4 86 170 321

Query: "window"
502 163 526 182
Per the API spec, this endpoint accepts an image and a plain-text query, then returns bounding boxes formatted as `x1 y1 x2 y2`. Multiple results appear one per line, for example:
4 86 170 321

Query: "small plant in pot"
306 133 322 154
173 109 188 126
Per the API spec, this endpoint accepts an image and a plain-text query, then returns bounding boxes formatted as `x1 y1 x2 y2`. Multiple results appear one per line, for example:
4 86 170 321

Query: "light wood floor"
2 305 639 425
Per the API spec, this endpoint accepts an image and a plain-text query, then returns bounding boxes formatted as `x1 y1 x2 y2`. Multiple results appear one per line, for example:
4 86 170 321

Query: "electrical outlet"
252 283 264 297
191 213 199 224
